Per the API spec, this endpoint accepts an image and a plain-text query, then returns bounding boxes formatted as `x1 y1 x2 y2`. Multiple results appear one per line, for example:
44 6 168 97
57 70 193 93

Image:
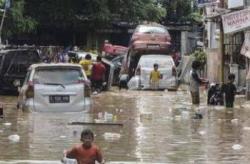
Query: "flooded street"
1 87 250 163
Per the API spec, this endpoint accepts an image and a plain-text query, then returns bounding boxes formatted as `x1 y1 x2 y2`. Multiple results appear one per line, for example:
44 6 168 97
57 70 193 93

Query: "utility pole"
0 7 6 45
219 0 225 83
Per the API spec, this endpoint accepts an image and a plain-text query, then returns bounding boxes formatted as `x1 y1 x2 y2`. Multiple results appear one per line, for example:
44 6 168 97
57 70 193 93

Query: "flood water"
1 87 250 163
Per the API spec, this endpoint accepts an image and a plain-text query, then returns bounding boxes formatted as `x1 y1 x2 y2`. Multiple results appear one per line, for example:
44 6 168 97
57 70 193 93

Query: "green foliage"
3 0 37 39
161 0 200 23
1 0 167 41
188 12 203 23
191 50 206 66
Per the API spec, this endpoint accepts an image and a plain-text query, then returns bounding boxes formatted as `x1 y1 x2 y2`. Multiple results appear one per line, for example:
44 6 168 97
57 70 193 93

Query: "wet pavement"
0 87 250 163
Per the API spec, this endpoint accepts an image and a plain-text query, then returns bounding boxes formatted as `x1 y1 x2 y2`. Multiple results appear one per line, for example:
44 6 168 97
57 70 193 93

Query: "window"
136 25 168 34
34 67 84 85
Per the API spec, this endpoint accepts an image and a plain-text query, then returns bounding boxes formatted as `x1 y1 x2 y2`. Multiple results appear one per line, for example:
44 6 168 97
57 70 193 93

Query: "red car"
102 43 128 60
129 24 171 55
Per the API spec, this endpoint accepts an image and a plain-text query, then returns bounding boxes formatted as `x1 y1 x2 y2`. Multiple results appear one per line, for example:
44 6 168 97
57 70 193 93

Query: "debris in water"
103 132 121 141
181 111 190 119
62 157 77 164
3 122 12 126
199 131 206 135
231 119 238 124
193 112 203 119
232 144 243 150
243 127 250 131
93 91 98 95
8 134 20 143
60 135 67 139
104 112 113 122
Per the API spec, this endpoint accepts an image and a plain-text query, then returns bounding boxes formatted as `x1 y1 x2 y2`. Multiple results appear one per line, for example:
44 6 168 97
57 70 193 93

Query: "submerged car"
129 24 171 55
17 63 92 112
0 49 41 93
131 54 177 90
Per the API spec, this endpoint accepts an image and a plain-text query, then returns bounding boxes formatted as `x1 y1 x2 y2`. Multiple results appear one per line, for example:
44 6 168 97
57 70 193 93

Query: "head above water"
85 54 92 60
80 129 94 148
153 63 158 70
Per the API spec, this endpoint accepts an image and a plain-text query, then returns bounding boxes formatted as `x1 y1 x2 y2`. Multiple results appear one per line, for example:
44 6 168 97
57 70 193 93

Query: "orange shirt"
66 144 103 164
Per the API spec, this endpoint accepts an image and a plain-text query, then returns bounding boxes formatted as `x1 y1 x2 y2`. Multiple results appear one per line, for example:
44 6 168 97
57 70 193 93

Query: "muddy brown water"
0 88 250 163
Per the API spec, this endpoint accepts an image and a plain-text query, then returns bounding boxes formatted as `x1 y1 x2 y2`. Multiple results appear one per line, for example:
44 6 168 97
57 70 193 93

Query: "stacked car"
122 23 178 90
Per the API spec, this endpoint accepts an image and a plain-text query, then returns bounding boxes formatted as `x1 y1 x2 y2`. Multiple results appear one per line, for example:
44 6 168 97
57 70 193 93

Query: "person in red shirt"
65 129 104 164
91 56 106 92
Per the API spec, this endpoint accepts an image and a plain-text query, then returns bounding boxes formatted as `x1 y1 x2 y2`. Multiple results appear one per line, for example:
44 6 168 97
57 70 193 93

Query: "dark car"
129 23 171 55
0 49 41 94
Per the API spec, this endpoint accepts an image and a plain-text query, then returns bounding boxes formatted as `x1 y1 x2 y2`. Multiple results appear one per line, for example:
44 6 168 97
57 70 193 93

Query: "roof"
29 63 82 69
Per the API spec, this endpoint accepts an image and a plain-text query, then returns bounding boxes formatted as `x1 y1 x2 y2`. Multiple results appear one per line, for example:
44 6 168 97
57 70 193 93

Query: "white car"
17 63 92 112
132 54 177 90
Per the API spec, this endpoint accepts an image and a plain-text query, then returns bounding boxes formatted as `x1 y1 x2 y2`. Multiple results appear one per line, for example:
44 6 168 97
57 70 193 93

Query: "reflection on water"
0 89 250 163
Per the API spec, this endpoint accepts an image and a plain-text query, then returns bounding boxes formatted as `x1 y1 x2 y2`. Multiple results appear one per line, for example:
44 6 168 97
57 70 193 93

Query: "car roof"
137 23 165 28
140 54 172 59
29 63 82 69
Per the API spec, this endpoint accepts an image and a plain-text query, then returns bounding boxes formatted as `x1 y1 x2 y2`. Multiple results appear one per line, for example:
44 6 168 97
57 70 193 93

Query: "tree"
160 0 201 23
1 0 37 41
2 0 167 44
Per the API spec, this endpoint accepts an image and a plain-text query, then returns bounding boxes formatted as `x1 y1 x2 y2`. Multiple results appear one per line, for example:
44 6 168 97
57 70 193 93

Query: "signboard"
222 8 250 34
197 0 218 7
228 0 244 9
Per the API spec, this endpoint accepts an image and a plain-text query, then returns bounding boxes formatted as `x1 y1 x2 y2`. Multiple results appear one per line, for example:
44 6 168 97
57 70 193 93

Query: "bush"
191 50 206 68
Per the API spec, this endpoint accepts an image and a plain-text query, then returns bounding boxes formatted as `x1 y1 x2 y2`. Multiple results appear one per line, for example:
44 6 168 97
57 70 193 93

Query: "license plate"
49 95 70 103
147 44 160 49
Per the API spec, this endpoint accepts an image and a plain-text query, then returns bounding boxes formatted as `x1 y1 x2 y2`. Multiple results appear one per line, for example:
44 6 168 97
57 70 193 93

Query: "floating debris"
174 115 182 121
199 131 206 135
92 91 98 95
243 127 250 131
103 132 121 141
231 119 239 124
3 122 12 126
181 111 190 119
8 134 20 143
60 136 67 139
232 144 243 150
62 157 77 164
193 113 203 119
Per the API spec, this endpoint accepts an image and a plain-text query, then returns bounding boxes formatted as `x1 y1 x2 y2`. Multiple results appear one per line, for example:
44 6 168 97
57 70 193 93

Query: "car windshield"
33 67 83 85
136 26 167 34
138 56 173 68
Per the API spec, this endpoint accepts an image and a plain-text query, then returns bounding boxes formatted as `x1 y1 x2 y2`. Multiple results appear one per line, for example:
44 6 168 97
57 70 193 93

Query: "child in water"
64 129 104 164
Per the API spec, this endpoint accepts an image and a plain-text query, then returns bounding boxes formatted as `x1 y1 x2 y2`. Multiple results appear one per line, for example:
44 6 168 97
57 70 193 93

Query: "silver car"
17 63 92 112
134 54 177 90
